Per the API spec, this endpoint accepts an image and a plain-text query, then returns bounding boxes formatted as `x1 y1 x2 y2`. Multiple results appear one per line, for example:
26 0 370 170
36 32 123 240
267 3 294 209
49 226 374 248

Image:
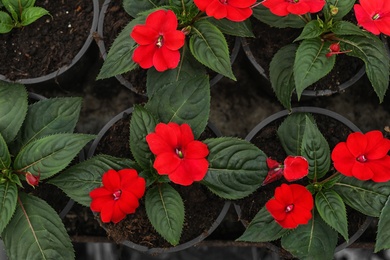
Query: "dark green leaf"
123 0 165 17
277 113 307 155
253 5 305 28
0 181 17 233
0 132 11 169
208 17 254 37
375 195 390 252
295 20 325 41
20 7 49 26
324 0 355 21
145 183 184 246
331 21 369 37
202 137 267 199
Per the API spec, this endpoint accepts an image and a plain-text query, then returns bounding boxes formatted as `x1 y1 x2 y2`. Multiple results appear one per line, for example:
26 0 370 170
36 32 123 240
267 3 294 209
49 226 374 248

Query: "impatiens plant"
238 112 390 259
0 0 50 33
97 0 256 96
0 81 97 259
255 0 390 109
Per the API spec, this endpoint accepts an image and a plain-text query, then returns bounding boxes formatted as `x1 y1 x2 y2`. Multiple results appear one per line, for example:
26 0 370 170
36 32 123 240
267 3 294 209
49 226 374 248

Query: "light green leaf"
129 105 157 169
14 133 96 180
237 206 289 242
145 183 184 246
294 39 335 99
269 44 297 110
277 113 307 155
202 137 267 199
316 190 348 241
145 75 210 139
295 20 325 41
48 155 137 206
253 5 305 29
0 181 17 234
0 81 27 143
281 211 338 260
301 116 330 180
20 7 49 26
375 195 390 252
0 11 14 33
0 132 11 169
208 17 254 37
2 192 75 260
333 176 390 217
190 20 236 81
2 0 19 22
123 0 165 17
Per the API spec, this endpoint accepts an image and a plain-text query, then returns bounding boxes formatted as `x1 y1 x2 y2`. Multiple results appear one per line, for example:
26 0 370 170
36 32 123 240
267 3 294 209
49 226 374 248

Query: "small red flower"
283 155 309 182
266 183 314 229
146 122 209 186
262 158 284 185
194 0 256 22
262 0 325 16
354 0 390 36
131 10 185 72
331 130 390 182
90 169 146 224
25 171 40 187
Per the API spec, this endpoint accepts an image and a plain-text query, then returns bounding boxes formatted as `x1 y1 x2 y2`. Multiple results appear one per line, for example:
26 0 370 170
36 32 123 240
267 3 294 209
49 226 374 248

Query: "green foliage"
376 196 390 252
0 181 17 233
252 4 305 28
0 133 11 169
123 0 165 18
208 18 254 37
277 113 307 155
323 0 355 21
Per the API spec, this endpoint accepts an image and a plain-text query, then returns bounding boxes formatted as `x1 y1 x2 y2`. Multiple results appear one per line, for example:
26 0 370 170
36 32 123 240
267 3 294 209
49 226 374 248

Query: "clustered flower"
193 0 256 22
262 0 325 16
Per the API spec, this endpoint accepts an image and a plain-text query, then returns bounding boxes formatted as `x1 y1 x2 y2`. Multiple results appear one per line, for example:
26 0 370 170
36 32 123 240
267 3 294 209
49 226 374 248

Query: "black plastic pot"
0 0 99 88
87 107 231 254
234 107 373 256
96 0 241 95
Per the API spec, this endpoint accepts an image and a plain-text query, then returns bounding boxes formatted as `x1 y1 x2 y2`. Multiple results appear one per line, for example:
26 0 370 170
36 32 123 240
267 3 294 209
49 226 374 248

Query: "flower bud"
26 171 40 187
329 5 338 16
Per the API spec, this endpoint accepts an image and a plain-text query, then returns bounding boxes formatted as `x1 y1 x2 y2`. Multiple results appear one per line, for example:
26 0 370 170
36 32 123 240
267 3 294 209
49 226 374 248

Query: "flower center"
113 190 122 201
219 0 228 4
372 13 380 20
285 204 294 213
176 148 184 158
357 154 368 162
156 35 164 48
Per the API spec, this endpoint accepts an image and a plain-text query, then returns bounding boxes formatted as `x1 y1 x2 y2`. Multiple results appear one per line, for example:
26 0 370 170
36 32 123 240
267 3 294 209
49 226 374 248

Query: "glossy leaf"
294 39 335 100
277 113 307 155
237 206 289 242
301 116 330 180
20 7 49 26
208 17 254 37
0 11 14 33
48 155 137 206
375 196 390 252
145 183 184 246
14 133 95 180
0 181 17 234
333 176 390 217
295 20 325 41
123 0 165 17
270 44 297 110
129 105 157 169
0 81 27 143
0 133 11 169
190 20 236 80
202 137 267 199
316 190 348 241
145 75 210 139
2 193 74 260
281 211 338 260
253 5 305 28
1 0 18 21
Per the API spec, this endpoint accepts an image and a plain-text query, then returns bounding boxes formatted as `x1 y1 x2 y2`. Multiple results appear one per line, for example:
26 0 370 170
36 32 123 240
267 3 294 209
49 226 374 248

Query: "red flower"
131 10 185 72
325 42 352 58
194 0 256 22
90 169 146 224
266 184 314 229
262 158 284 185
354 0 390 36
25 171 40 187
331 130 390 182
283 155 309 182
262 0 325 16
146 122 209 186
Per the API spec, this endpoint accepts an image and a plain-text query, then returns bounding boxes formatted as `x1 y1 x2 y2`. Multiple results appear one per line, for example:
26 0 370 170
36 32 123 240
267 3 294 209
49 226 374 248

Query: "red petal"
376 16 390 36
266 158 281 169
351 162 375 181
145 10 168 32
168 163 195 185
90 194 112 212
90 187 112 199
133 44 156 69
184 141 209 159
119 169 146 198
368 156 390 182
160 10 179 33
274 183 294 205
291 185 314 211
359 0 382 15
183 158 209 181
262 168 284 186
206 1 227 19
102 169 120 192
130 25 159 45
305 0 326 13
263 1 290 16
278 214 298 229
290 204 312 224
287 2 311 15
331 142 355 176
226 5 253 22
118 191 139 214
153 47 180 71
111 204 127 224
100 200 115 223
179 123 194 147
365 131 390 160
228 0 256 8
266 199 286 221
164 30 185 50
193 0 209 11
283 156 309 182
146 133 173 155
354 4 381 35
154 152 181 174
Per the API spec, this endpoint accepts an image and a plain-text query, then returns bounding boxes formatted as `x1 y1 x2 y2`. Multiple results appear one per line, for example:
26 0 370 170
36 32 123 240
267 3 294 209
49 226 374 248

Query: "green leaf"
2 0 19 22
0 181 17 234
0 11 14 33
237 206 289 242
301 116 330 180
340 34 389 102
331 21 369 37
0 82 28 143
20 0 36 9
333 176 390 217
315 190 348 241
0 132 11 169
146 43 206 97
123 0 165 17
145 75 210 139
2 192 75 260
281 211 338 260
129 105 157 169
14 97 82 151
253 5 305 29
145 183 184 246
48 155 137 206
375 195 390 252
20 7 49 26
14 133 96 180
294 39 335 99
324 0 355 21
201 137 267 199
190 20 236 81
277 113 307 155
295 20 325 41
96 15 146 80
208 17 254 37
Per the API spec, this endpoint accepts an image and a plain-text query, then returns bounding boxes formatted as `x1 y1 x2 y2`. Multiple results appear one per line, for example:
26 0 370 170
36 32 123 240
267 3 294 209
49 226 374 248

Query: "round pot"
0 0 99 88
96 0 241 95
241 19 365 98
234 107 373 256
87 107 231 254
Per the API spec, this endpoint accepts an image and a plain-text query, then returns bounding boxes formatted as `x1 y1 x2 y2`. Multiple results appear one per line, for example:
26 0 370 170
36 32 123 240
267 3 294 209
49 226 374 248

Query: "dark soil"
0 0 94 80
